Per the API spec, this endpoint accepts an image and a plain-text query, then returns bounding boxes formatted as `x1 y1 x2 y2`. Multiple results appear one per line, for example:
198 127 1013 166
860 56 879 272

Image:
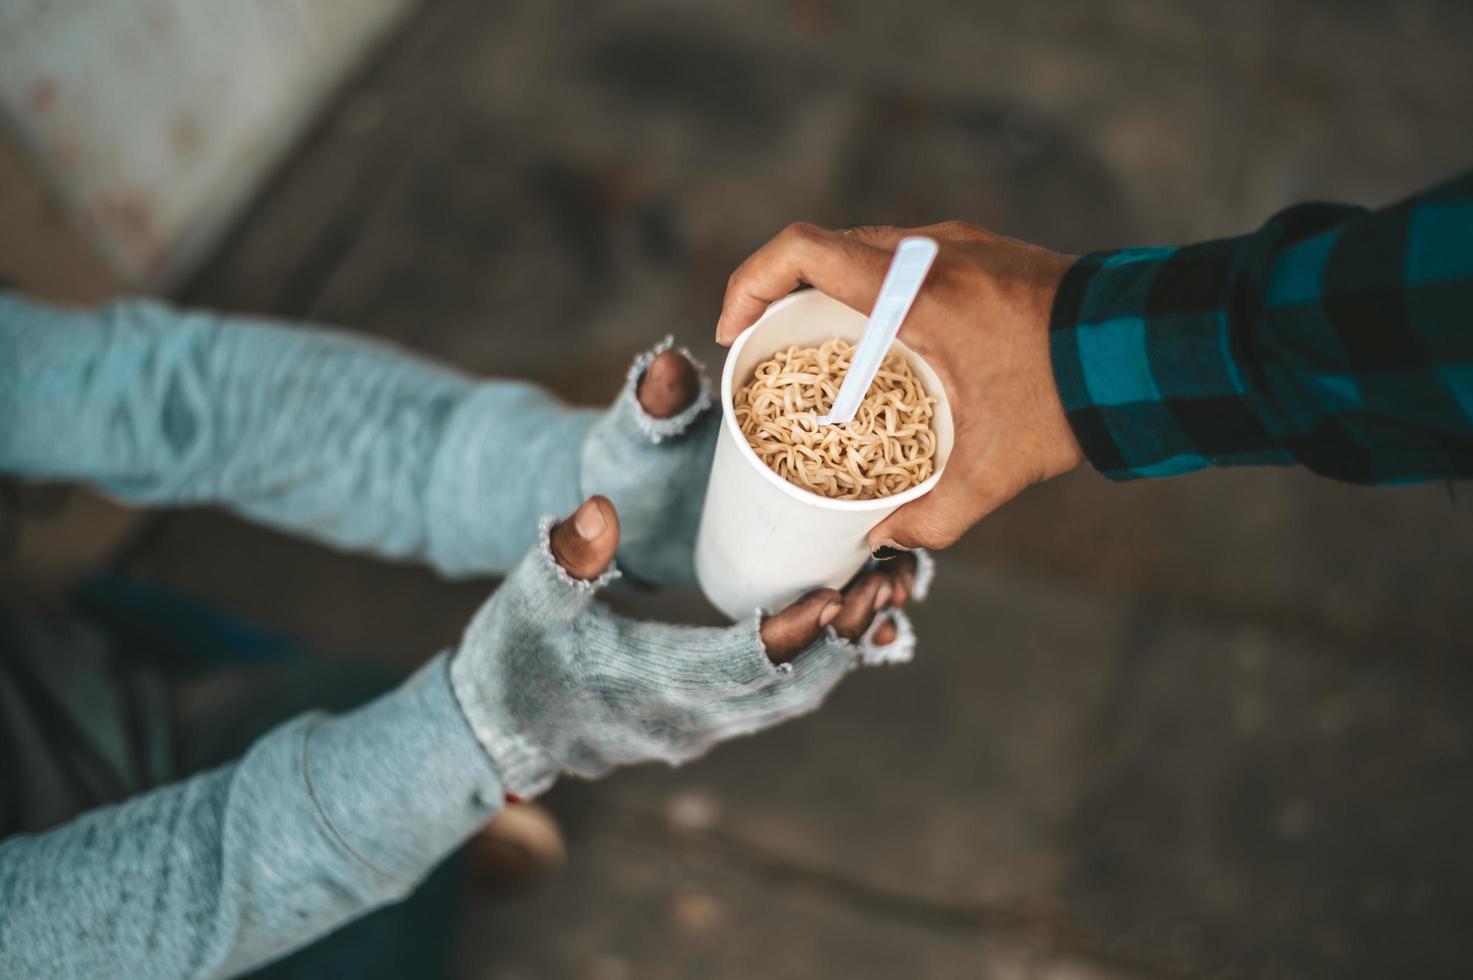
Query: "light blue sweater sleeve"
0 292 594 575
0 653 502 979
0 293 720 977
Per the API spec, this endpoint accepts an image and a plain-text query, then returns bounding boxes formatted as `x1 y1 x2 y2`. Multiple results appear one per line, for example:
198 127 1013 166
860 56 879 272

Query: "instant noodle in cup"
696 289 954 620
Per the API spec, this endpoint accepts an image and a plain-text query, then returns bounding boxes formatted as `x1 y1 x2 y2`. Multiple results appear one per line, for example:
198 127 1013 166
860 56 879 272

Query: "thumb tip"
636 349 701 418
869 540 912 561
579 494 620 537
867 467 990 552
866 509 911 554
554 496 620 579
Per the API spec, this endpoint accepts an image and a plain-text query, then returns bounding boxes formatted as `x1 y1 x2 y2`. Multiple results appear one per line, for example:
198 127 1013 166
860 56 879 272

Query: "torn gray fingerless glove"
854 548 935 666
448 518 859 798
581 336 718 589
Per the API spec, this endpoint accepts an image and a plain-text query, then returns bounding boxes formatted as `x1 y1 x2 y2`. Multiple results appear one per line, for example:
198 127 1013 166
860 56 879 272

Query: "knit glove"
581 337 718 589
449 517 860 798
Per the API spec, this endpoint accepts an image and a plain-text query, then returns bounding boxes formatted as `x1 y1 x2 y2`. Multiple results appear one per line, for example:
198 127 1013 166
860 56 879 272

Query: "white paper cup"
695 289 954 620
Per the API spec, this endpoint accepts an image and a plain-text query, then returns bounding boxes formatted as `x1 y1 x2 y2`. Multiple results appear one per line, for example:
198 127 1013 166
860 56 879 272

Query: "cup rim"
718 289 949 513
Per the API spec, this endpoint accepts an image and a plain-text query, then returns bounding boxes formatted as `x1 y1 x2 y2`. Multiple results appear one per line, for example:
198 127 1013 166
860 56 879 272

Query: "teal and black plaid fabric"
1050 168 1473 483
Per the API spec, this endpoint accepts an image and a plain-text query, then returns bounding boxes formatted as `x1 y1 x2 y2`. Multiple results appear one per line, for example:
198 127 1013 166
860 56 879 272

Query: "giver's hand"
716 222 1085 552
450 496 916 798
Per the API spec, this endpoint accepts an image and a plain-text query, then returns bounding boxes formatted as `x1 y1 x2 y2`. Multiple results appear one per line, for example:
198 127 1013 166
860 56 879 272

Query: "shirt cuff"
1047 242 1289 480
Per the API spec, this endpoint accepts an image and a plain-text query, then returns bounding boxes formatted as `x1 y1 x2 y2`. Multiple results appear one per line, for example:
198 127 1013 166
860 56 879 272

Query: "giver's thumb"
867 468 997 555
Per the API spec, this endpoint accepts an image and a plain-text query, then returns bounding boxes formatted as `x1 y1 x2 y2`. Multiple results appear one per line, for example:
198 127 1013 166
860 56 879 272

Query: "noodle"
733 338 938 500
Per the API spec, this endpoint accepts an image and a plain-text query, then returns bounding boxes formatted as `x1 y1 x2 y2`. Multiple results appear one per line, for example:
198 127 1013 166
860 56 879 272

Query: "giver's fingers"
760 589 844 665
839 224 905 249
716 223 894 344
844 221 997 250
548 496 621 580
717 220 1008 344
636 348 701 419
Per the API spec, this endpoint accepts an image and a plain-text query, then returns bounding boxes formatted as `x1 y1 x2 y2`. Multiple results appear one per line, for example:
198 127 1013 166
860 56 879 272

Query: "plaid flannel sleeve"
1049 168 1473 483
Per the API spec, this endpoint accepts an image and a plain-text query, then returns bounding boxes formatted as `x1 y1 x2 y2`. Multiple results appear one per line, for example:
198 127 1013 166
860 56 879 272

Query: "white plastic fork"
815 235 939 426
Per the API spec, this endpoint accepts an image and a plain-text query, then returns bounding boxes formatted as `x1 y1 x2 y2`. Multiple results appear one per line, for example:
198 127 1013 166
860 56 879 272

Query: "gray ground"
129 0 1473 976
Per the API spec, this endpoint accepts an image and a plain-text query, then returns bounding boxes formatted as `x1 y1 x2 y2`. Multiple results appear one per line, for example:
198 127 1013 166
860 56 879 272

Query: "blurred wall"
0 0 418 290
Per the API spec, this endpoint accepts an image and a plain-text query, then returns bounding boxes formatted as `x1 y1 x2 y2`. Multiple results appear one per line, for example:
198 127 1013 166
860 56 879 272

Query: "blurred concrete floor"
120 0 1473 976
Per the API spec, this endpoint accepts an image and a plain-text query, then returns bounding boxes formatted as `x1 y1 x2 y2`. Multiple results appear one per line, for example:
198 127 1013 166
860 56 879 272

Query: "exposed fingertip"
831 574 884 640
573 497 607 540
588 495 619 536
818 600 842 628
874 581 893 611
873 621 898 646
715 314 736 346
551 496 620 580
637 349 700 419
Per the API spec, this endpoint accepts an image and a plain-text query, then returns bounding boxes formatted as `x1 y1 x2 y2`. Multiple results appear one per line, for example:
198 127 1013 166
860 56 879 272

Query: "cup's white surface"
696 289 954 620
